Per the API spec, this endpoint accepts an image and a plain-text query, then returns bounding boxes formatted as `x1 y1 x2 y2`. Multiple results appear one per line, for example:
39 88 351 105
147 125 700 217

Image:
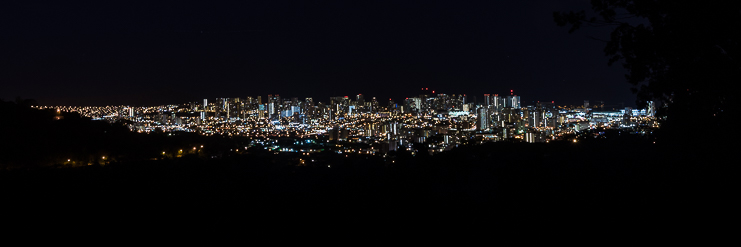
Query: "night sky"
1 1 636 107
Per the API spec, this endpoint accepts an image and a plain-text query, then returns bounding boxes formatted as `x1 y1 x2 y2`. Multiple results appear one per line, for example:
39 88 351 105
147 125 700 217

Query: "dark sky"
1 0 637 107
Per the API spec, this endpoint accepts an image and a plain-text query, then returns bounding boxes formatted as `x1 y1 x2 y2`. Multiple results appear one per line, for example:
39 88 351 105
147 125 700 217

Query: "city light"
36 93 657 159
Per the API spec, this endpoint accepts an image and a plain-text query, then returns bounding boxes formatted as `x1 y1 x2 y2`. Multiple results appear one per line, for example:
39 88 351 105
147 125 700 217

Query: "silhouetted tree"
555 1 739 144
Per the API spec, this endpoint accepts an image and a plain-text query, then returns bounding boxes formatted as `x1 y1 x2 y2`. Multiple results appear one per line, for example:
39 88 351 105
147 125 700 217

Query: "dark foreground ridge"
3 139 732 225
1 99 733 225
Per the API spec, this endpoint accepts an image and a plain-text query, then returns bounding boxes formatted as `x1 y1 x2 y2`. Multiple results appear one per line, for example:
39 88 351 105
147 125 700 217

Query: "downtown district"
38 89 658 156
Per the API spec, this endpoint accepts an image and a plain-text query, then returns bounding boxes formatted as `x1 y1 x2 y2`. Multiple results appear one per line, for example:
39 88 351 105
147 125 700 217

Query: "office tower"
291 105 300 116
584 100 590 109
389 122 401 135
370 97 378 113
303 98 314 119
506 95 521 109
356 94 365 105
388 98 396 111
404 97 421 113
305 98 314 107
477 107 488 131
451 94 465 110
224 98 229 119
201 99 208 120
258 104 266 119
646 101 655 117
492 94 501 112
268 94 280 120
329 96 347 117
526 132 535 143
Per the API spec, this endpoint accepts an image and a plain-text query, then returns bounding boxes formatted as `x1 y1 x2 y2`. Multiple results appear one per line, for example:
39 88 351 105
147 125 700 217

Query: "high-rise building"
646 101 655 117
525 132 535 143
477 107 488 131
370 97 378 113
201 99 208 120
356 94 365 106
268 94 280 120
492 94 501 112
223 98 229 119
506 95 521 109
258 104 266 119
404 97 421 113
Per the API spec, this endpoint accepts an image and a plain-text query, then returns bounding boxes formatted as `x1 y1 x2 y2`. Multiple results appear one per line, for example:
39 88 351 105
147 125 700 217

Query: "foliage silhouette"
554 1 739 145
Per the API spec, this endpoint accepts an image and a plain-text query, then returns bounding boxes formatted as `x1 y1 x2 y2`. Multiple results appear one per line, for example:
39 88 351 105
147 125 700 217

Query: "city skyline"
36 88 655 154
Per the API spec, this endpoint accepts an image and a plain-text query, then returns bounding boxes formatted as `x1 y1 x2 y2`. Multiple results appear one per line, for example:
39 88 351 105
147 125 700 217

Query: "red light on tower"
425 88 428 90
344 96 348 98
432 91 435 93
552 101 554 104
510 90 513 95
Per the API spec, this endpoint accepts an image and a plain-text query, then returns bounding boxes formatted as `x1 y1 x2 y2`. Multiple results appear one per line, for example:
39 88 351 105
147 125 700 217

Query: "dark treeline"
0 99 732 224
0 99 247 169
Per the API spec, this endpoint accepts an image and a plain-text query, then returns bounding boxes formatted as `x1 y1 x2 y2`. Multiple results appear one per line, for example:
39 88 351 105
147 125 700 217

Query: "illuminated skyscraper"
258 104 266 119
224 98 229 119
506 95 521 109
477 107 488 131
201 99 207 120
525 132 535 143
646 101 655 117
356 94 365 105
268 94 280 120
492 94 501 112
